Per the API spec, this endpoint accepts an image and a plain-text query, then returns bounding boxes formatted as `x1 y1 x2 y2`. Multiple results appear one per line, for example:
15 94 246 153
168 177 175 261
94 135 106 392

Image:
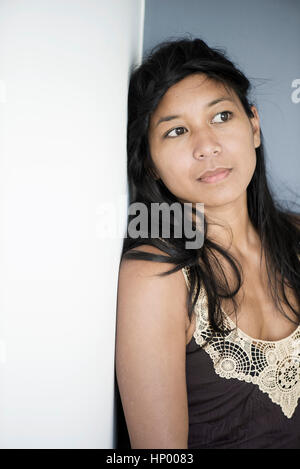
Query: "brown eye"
165 126 187 138
212 111 233 123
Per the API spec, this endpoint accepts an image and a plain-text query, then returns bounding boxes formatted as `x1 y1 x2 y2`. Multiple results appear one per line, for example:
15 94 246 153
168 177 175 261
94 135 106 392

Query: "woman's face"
148 73 261 208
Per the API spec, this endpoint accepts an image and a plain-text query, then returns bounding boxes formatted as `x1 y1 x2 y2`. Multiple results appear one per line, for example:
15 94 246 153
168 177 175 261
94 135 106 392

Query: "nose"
192 129 222 160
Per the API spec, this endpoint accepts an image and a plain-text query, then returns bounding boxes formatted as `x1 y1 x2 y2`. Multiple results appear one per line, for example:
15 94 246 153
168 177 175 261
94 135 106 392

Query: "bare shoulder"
118 244 192 341
116 244 190 448
118 244 188 326
119 244 187 293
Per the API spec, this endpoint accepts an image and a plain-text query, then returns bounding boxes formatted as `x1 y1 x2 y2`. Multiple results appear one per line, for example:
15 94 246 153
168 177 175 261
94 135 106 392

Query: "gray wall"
143 0 300 208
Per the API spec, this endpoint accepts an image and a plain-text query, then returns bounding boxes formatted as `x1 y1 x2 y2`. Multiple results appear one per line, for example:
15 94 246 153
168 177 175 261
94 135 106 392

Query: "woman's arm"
115 245 189 449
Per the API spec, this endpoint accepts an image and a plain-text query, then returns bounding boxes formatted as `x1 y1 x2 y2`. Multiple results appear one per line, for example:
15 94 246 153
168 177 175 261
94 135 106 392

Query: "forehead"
151 73 239 116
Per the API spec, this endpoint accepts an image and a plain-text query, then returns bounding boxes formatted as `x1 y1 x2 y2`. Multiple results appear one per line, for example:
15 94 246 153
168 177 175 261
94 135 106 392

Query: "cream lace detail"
182 267 300 419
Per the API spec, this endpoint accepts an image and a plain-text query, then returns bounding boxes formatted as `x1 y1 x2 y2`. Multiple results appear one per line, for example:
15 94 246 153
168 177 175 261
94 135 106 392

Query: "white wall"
0 0 144 448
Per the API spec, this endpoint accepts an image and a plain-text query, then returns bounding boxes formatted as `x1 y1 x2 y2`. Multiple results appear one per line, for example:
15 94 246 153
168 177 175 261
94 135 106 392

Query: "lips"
198 168 232 183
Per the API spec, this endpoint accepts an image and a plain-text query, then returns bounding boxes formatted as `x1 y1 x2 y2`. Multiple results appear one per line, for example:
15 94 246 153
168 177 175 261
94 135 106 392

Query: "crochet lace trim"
182 267 300 419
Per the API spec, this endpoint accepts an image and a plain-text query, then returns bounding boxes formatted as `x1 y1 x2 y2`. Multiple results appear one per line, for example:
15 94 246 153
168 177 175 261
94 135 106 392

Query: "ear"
250 105 261 149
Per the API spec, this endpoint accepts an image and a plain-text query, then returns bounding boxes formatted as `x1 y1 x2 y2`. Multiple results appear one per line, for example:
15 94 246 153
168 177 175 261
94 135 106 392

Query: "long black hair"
121 37 300 341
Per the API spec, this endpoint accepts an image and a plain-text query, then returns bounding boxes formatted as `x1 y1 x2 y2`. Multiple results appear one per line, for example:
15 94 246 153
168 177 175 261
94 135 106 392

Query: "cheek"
216 137 257 204
245 151 257 179
161 165 191 197
152 146 190 186
226 128 257 174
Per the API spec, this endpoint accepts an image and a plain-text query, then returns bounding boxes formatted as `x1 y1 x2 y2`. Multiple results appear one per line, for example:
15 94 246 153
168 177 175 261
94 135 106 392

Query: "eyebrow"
155 97 236 128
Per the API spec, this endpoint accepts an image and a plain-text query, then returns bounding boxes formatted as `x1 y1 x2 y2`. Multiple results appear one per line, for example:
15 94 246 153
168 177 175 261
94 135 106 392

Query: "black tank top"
183 267 300 449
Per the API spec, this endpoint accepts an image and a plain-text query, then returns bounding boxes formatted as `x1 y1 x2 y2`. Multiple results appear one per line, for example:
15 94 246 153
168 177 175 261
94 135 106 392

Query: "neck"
203 193 261 258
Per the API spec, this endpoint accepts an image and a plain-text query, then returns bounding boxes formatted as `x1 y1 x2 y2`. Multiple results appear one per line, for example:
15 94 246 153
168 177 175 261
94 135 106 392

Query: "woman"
115 37 300 449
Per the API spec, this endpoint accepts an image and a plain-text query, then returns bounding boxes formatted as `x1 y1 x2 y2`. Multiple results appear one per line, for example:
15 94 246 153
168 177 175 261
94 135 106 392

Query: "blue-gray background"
143 0 300 209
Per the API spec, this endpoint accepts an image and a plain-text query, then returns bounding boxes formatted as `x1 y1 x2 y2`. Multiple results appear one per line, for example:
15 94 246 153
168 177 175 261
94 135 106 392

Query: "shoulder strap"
181 266 191 290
